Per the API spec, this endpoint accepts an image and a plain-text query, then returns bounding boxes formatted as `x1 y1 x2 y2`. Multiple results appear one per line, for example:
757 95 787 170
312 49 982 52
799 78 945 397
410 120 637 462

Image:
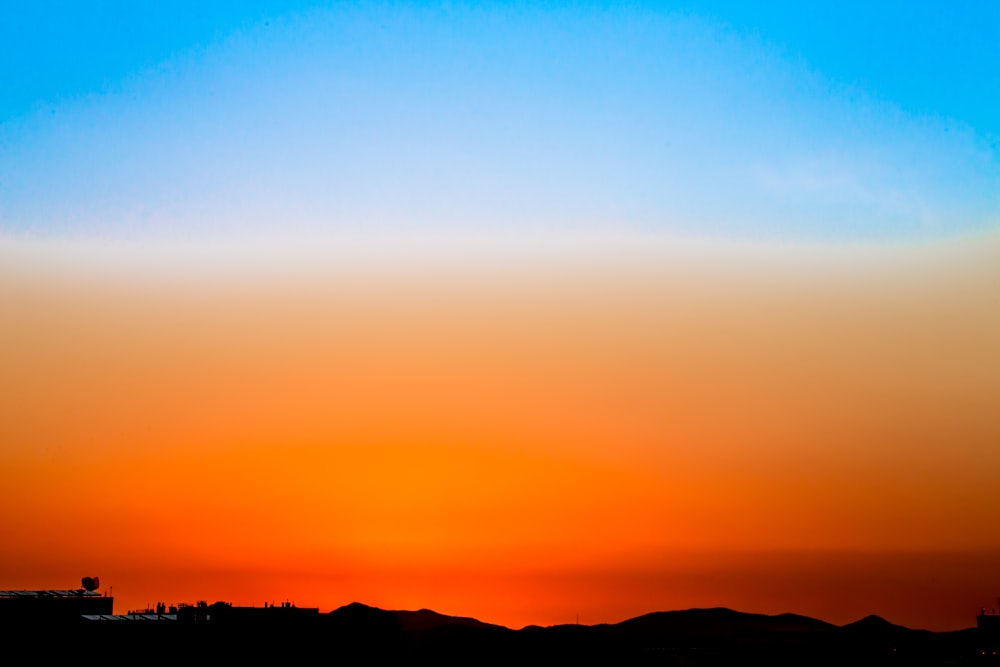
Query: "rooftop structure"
0 587 113 624
978 599 1000 632
175 600 319 625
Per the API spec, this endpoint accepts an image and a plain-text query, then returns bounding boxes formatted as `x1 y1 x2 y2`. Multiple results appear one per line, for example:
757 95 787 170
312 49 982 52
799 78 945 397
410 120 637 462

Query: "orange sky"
2 235 999 630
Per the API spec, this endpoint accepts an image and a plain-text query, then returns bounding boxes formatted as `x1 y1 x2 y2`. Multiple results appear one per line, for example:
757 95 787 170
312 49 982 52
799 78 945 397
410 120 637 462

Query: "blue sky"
1 1 998 241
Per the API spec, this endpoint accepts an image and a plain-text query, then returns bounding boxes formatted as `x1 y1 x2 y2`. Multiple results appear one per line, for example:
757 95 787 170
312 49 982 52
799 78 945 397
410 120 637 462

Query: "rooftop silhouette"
4 578 998 664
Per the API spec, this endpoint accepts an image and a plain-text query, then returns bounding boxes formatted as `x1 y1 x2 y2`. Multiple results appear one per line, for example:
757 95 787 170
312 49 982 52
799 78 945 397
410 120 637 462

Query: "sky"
2 1 998 240
2 1 1000 630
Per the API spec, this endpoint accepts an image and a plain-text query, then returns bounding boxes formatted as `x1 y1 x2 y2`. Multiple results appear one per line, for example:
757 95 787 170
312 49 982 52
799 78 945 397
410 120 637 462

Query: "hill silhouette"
391 606 507 632
614 607 837 639
9 599 992 664
316 604 987 664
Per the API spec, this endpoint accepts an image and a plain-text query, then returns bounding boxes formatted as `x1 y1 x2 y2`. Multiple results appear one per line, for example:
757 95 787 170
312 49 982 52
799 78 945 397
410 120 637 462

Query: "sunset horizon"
3 2 999 643
4 232 999 632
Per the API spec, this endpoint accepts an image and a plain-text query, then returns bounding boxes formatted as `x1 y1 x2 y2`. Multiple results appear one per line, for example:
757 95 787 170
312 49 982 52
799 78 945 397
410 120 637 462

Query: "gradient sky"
2 1 1000 631
2 1 998 240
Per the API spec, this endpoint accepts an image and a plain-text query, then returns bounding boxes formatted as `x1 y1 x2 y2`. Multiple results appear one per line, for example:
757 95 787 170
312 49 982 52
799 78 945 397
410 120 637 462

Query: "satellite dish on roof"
82 576 100 592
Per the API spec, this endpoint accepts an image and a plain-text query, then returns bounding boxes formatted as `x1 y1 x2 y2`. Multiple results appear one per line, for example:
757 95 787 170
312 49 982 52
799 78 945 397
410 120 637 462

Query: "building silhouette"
0 587 113 625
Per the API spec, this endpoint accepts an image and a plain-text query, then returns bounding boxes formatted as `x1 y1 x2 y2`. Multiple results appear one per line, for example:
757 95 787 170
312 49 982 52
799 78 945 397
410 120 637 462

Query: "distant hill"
390 607 508 632
614 607 837 640
19 600 989 664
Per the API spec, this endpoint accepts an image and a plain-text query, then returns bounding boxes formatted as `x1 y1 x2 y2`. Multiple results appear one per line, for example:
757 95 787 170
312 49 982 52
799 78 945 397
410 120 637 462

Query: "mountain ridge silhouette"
328 602 942 634
10 597 991 664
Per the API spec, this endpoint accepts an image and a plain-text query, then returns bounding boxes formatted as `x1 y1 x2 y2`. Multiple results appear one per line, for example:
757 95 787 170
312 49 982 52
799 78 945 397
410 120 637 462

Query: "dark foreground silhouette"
5 597 1000 665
